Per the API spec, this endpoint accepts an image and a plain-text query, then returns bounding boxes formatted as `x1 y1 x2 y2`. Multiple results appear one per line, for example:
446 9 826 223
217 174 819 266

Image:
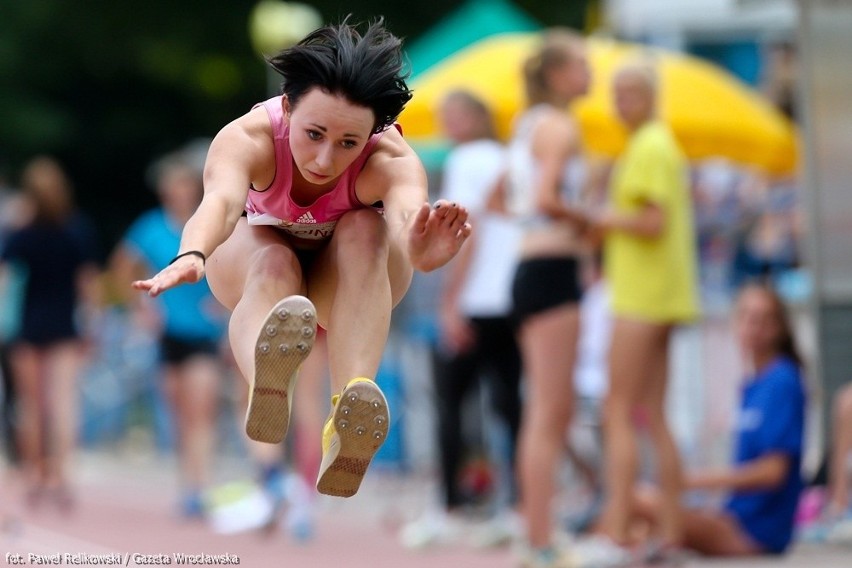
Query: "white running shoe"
567 535 635 568
826 513 852 546
283 472 316 542
399 509 465 549
516 544 576 568
471 510 523 548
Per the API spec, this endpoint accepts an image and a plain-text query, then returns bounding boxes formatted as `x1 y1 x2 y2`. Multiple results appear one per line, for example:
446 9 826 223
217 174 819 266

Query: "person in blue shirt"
629 282 806 557
111 153 227 518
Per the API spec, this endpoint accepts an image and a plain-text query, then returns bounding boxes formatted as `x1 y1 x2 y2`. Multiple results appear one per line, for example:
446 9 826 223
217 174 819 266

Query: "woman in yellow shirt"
584 60 700 563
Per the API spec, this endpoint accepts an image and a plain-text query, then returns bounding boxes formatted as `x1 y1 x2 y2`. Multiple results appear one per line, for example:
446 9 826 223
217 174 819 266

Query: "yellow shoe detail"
321 394 341 455
316 378 389 498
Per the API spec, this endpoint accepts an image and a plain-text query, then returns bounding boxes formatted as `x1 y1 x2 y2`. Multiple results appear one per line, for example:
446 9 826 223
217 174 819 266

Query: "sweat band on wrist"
169 250 206 266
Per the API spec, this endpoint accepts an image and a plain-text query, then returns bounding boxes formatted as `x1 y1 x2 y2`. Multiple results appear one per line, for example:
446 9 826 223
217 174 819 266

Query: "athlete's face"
285 88 375 185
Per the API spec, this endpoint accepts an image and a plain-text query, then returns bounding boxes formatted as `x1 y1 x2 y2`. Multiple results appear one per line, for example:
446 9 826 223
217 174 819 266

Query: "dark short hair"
267 18 412 135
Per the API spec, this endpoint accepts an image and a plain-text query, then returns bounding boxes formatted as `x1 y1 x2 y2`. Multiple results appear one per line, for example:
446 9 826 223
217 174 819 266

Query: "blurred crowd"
0 24 847 568
0 150 322 538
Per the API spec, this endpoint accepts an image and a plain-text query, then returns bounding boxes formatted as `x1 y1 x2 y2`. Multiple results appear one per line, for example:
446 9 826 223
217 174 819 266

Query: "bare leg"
307 209 412 392
292 331 328 484
632 488 762 556
45 341 83 497
209 213 411 496
208 213 411 395
9 344 46 497
517 304 579 548
828 383 852 513
305 210 412 497
171 356 221 492
636 324 683 545
206 220 305 384
682 509 763 556
598 318 657 544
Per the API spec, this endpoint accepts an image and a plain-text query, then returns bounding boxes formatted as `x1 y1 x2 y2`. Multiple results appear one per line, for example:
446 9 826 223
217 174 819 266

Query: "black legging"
433 316 522 509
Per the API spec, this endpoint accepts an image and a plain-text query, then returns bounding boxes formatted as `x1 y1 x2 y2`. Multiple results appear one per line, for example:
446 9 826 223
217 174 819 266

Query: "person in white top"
501 29 591 568
401 90 523 549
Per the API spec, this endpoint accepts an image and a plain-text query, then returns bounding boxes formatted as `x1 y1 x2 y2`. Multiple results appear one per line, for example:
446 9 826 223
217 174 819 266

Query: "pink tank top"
244 96 395 244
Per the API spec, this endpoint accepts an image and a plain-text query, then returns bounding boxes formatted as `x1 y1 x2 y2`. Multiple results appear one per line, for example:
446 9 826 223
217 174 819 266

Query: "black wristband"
169 250 206 266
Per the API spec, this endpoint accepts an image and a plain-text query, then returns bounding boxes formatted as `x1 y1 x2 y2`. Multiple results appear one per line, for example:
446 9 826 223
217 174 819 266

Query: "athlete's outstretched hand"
132 254 205 297
408 200 472 273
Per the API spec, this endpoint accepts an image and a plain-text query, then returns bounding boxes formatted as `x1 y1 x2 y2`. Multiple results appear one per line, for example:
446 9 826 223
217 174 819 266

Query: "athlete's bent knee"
334 209 389 259
248 244 302 284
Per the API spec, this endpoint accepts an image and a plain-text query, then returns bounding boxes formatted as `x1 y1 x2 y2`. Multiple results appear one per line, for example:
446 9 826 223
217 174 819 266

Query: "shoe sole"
245 295 316 443
316 380 389 497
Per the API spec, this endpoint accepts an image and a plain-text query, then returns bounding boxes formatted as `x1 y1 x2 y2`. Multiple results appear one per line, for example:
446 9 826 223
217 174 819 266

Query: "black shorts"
511 257 582 324
160 335 219 365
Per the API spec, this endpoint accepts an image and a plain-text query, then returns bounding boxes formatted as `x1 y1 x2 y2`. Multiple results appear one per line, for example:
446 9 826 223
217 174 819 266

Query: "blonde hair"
613 56 659 95
523 28 584 106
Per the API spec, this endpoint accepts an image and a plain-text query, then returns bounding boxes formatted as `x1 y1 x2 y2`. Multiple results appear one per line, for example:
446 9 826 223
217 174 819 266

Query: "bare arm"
438 220 478 352
179 126 258 258
485 172 509 215
133 117 268 296
441 223 477 308
358 128 471 273
596 204 665 239
358 129 429 249
109 244 147 306
687 453 790 493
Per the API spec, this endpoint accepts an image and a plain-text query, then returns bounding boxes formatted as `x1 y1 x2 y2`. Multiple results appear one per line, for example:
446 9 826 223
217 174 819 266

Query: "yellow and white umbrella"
399 33 798 176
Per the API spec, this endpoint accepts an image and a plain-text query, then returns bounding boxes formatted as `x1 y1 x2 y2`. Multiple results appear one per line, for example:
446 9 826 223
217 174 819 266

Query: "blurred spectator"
0 160 28 463
730 178 801 291
399 90 522 549
0 156 100 512
800 383 852 544
583 60 700 564
562 252 611 534
761 41 798 122
501 29 591 568
827 384 852 524
631 283 806 557
110 152 227 519
691 159 751 309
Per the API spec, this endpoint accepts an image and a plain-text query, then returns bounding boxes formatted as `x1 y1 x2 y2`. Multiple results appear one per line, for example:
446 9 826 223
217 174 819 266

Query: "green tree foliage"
0 0 265 246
